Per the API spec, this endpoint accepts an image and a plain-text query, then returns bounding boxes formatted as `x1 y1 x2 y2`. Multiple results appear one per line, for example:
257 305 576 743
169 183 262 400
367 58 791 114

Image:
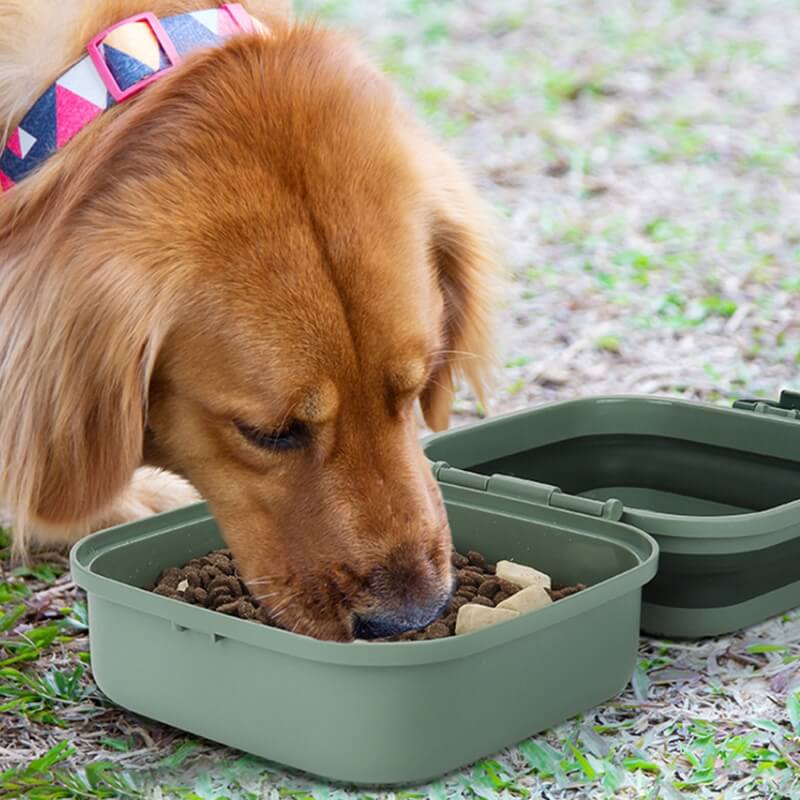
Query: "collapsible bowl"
424 391 800 638
71 478 656 785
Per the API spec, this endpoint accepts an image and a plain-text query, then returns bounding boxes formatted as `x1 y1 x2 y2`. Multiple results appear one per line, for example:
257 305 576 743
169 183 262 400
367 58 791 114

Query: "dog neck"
0 0 289 139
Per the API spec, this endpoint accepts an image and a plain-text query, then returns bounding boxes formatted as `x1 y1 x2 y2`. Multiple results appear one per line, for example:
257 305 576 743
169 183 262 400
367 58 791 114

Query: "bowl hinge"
430 461 623 521
732 389 800 420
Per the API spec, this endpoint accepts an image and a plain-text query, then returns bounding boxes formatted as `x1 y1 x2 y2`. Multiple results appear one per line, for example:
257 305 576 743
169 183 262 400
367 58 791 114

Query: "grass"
4 515 800 798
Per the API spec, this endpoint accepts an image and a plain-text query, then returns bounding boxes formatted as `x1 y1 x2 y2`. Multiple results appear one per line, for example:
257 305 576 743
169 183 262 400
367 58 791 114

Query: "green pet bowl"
71 482 656 785
423 391 800 639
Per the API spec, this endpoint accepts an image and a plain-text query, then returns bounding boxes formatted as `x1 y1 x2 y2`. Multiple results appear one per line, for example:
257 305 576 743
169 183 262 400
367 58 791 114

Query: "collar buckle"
87 12 181 103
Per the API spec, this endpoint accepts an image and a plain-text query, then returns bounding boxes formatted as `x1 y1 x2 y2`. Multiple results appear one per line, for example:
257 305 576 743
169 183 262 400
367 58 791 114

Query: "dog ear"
0 189 169 553
419 156 500 432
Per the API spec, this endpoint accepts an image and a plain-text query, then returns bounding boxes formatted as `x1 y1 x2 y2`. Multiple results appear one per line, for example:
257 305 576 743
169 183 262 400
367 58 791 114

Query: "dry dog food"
454 603 519 634
496 583 553 614
495 560 551 590
150 548 587 642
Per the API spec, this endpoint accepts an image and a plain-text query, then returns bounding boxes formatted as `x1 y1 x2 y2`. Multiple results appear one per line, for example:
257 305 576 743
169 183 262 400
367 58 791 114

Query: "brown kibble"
208 554 235 575
158 567 183 589
549 584 587 601
207 576 228 592
425 622 450 639
497 579 520 595
447 595 469 613
208 585 234 604
200 566 217 588
237 601 256 619
463 565 486 577
477 578 500 598
190 587 208 604
181 568 201 588
457 569 482 587
208 575 242 598
150 547 588 642
210 592 234 609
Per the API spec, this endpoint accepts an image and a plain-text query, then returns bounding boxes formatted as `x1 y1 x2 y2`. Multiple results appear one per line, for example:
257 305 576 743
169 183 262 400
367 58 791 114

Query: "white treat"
454 603 519 635
496 584 552 614
495 560 551 590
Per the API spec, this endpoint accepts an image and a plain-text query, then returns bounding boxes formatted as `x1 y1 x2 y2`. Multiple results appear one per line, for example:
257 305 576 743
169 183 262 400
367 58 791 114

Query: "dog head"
0 11 497 640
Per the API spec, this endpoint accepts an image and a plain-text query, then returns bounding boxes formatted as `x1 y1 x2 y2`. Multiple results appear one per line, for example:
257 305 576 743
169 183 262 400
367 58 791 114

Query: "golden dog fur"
0 0 498 640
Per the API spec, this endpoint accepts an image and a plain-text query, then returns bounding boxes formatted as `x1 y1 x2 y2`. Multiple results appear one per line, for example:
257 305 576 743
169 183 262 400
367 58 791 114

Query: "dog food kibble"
496 584 552 614
495 560 552 590
455 603 519 635
477 577 500 598
150 547 587 642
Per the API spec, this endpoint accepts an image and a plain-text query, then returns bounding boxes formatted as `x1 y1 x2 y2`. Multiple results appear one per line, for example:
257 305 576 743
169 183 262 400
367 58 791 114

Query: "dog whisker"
268 591 301 619
252 590 282 602
434 349 488 362
423 377 451 394
246 576 289 586
257 572 327 585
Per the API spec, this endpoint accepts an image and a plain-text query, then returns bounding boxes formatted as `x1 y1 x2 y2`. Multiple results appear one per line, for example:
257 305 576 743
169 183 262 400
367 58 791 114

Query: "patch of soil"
150 548 587 642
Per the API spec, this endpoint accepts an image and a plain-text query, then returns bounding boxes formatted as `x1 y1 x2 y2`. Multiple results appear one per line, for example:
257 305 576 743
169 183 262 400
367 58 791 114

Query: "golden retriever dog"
0 0 497 641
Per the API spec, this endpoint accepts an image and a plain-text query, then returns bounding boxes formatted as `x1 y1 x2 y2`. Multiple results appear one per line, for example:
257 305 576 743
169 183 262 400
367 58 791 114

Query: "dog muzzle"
0 3 267 192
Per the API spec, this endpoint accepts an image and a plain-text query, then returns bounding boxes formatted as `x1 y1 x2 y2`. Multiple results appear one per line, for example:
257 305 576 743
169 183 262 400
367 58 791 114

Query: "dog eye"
234 419 309 452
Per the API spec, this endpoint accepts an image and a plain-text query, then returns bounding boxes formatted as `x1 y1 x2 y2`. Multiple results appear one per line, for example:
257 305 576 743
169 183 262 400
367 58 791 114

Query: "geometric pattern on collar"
0 3 264 192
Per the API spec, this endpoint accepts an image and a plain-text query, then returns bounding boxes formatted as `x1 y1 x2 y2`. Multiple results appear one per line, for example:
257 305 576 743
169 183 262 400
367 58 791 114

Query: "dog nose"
353 595 451 639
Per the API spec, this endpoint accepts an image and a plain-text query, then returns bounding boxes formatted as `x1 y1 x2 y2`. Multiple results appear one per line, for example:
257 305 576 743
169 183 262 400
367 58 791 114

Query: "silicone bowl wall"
423 395 800 637
71 485 656 786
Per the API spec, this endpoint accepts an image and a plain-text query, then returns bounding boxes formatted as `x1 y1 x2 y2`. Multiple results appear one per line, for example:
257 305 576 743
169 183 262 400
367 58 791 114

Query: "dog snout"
351 541 455 639
353 594 451 639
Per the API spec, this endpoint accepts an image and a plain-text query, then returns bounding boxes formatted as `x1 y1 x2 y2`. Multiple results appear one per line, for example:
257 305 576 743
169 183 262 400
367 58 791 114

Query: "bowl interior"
425 398 800 519
87 500 640 597
472 434 800 517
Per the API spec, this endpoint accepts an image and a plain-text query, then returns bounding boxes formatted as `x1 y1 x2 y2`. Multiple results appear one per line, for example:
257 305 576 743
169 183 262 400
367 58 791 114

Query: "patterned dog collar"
0 3 265 192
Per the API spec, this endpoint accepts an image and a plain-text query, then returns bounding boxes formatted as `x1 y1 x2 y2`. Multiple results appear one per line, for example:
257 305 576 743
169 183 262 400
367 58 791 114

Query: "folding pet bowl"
71 480 657 785
424 390 800 639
